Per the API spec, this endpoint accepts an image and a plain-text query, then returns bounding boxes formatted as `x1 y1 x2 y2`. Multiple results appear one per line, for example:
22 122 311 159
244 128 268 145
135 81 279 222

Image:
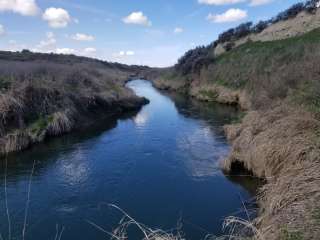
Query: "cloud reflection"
177 126 229 179
133 111 149 127
58 147 90 186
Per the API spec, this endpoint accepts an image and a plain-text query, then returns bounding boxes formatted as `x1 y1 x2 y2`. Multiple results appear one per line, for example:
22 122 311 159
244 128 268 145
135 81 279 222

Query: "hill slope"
150 3 320 239
0 50 148 155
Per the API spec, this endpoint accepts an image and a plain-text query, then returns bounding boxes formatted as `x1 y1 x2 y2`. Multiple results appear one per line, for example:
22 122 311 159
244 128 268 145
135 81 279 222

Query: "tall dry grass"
0 51 147 155
46 111 74 136
87 204 264 240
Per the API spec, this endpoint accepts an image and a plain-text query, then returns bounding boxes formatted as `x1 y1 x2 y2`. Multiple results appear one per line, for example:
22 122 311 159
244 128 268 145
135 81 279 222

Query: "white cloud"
174 27 184 34
0 0 39 16
198 0 245 5
71 33 95 41
83 47 97 56
56 48 75 55
33 32 56 52
42 8 71 28
0 24 5 36
249 0 273 6
123 12 151 26
126 51 135 56
114 50 135 58
207 8 247 23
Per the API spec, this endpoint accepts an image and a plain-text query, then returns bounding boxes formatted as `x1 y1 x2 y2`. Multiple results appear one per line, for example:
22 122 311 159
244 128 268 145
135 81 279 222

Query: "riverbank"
0 51 149 155
0 80 254 240
146 16 320 240
151 81 320 238
151 74 320 240
224 105 320 239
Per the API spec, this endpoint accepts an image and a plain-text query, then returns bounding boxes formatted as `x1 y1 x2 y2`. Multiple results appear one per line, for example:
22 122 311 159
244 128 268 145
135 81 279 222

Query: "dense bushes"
175 46 213 75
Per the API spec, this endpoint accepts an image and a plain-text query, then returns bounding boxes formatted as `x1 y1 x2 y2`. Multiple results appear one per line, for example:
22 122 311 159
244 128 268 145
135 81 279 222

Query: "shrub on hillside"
214 0 319 46
305 0 320 13
274 3 305 23
252 20 269 33
175 46 213 75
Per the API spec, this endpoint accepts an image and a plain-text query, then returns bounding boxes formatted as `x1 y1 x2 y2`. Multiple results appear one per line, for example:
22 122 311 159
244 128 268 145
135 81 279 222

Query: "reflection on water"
58 147 90 186
134 111 149 127
0 80 258 240
176 126 226 178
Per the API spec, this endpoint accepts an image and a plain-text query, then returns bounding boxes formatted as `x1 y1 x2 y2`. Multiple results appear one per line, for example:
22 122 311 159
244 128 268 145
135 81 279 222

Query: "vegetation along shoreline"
144 1 320 238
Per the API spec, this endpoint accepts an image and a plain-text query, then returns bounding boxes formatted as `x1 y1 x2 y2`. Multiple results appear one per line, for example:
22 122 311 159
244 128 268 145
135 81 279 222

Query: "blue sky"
0 0 301 67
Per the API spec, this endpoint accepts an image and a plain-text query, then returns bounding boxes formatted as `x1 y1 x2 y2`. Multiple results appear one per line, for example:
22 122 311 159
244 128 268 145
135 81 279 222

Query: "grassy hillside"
0 50 148 154
155 27 320 112
151 6 320 240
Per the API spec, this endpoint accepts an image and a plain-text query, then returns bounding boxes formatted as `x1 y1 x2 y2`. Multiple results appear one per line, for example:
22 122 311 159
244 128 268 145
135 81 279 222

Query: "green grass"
291 81 320 114
312 208 320 224
29 115 54 137
280 228 304 240
198 89 218 100
231 111 247 124
216 28 320 64
0 76 12 91
212 28 320 90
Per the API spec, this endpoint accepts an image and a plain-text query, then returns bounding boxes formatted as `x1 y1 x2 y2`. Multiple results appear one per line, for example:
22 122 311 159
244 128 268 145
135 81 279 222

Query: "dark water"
0 80 257 240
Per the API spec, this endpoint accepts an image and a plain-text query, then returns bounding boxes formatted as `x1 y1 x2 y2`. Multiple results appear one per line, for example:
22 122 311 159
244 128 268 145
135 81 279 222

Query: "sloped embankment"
224 105 320 239
0 51 148 155
151 26 320 239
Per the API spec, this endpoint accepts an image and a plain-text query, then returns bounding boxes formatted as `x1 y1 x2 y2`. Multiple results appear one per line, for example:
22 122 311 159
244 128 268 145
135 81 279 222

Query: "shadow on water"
1 110 142 173
165 90 240 132
0 80 260 240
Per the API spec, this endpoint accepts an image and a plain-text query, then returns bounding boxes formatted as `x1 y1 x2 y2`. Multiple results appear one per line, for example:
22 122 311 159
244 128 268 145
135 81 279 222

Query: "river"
0 80 257 240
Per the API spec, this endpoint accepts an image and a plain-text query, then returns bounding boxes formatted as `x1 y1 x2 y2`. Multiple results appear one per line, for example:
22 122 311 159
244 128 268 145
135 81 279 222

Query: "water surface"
0 80 256 240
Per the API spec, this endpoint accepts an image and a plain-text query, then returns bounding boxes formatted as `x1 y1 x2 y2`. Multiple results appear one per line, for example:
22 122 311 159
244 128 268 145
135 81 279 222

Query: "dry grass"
88 204 184 240
155 28 320 113
1 158 67 240
0 94 24 136
223 104 320 239
22 160 35 240
46 111 74 136
0 51 147 155
87 204 266 240
2 131 31 154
